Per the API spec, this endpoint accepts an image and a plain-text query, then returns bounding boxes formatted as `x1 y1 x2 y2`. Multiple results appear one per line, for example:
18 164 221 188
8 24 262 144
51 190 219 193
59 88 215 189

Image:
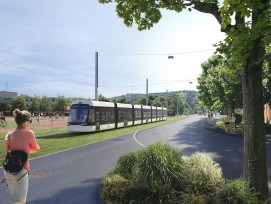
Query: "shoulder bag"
2 135 28 174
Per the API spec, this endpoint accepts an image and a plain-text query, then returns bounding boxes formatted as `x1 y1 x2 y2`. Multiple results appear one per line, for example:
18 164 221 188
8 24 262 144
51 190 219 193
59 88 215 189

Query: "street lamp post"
95 51 98 101
146 78 148 105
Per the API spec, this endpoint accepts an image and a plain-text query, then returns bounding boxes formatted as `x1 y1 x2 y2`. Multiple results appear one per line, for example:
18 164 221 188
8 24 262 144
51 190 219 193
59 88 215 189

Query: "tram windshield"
68 104 90 124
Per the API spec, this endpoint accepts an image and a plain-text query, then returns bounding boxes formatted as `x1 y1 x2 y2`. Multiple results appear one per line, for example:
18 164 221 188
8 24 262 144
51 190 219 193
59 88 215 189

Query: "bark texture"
242 43 269 200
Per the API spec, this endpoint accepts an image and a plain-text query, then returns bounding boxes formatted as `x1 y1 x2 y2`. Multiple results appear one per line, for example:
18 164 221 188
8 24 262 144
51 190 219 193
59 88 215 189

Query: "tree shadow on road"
169 118 245 180
27 177 103 204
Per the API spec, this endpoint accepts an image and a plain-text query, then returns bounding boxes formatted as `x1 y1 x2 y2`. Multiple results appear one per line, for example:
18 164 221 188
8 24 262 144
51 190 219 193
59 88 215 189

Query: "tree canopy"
197 55 243 112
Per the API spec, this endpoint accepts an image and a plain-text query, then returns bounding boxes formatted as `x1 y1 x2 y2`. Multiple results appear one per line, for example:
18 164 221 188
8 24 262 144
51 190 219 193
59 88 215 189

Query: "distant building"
0 91 18 104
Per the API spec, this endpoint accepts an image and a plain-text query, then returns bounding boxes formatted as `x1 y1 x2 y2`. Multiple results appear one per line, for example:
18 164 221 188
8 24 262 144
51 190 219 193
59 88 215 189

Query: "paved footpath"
205 118 271 142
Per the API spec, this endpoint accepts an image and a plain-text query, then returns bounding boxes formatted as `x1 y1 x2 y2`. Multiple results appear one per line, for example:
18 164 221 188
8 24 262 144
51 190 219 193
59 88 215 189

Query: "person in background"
3 109 40 204
0 111 7 125
224 113 231 133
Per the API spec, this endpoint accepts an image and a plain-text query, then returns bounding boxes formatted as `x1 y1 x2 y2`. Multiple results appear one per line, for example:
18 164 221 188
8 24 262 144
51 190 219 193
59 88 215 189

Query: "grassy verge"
0 116 188 164
216 120 244 134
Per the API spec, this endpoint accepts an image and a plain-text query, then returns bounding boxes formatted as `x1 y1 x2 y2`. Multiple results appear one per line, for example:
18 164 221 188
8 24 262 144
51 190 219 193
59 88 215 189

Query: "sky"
0 1 225 99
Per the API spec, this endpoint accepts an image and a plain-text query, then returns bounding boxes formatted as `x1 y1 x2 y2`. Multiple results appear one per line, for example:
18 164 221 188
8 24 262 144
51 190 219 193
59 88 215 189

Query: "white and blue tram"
67 100 167 132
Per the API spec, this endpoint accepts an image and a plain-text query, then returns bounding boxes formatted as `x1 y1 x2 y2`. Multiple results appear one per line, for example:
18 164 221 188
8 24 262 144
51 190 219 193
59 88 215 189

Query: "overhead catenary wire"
99 79 197 88
0 48 201 96
99 49 215 57
0 49 86 76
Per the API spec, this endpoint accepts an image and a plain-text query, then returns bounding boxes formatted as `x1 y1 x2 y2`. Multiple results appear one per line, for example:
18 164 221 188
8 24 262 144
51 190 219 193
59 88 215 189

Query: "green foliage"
29 95 40 113
179 190 207 204
115 151 139 179
11 94 27 111
98 94 110 102
197 55 242 111
101 143 262 203
183 152 224 194
214 179 260 204
101 142 185 203
137 142 184 188
101 173 152 204
99 0 185 31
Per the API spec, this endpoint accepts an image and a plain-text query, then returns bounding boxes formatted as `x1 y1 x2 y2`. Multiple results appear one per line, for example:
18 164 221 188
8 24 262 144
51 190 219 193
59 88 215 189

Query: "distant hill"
110 90 197 101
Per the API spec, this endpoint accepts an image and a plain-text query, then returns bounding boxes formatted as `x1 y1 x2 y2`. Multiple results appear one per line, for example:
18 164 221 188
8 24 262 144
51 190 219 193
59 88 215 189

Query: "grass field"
0 116 188 164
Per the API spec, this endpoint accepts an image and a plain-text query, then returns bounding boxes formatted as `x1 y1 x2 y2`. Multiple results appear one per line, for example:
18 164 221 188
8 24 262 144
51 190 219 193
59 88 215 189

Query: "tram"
67 100 167 132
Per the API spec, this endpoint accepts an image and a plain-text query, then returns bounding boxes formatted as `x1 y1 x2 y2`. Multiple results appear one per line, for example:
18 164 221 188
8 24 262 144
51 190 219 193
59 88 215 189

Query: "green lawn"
0 116 188 164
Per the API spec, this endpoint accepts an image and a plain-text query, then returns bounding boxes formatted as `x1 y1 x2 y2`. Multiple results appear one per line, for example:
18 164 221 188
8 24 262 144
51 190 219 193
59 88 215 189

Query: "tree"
11 95 27 111
133 96 147 105
197 55 242 113
98 94 110 102
151 95 166 107
40 96 51 114
99 0 271 200
29 96 40 114
53 95 67 113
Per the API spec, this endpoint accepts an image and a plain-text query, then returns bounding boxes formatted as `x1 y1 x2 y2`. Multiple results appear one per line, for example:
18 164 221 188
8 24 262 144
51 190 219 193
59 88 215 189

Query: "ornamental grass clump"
214 179 260 204
114 151 140 179
184 152 224 196
136 142 185 203
101 142 185 203
100 172 152 204
137 142 184 188
100 143 260 203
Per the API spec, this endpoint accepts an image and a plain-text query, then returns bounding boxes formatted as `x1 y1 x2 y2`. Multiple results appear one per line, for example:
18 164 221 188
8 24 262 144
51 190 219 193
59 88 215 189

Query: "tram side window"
118 109 132 121
95 108 114 124
152 109 157 118
127 109 132 120
143 109 151 119
89 109 95 122
101 109 114 124
134 109 141 120
95 109 100 122
119 110 125 121
158 110 162 118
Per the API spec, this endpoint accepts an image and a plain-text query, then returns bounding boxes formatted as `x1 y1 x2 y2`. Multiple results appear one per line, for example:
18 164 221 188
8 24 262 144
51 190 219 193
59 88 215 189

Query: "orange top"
4 128 40 172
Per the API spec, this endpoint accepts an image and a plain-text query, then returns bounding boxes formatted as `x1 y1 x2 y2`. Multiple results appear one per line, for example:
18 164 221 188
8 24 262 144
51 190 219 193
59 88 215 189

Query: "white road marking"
133 130 146 148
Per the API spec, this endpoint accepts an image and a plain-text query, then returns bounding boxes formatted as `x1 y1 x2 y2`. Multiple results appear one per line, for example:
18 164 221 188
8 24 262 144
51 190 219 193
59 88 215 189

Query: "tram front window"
68 105 90 124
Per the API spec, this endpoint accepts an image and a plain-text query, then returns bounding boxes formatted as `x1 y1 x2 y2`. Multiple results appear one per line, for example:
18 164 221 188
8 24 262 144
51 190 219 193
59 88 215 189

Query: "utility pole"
5 82 8 91
146 78 148 105
176 95 179 116
95 51 98 101
166 89 168 107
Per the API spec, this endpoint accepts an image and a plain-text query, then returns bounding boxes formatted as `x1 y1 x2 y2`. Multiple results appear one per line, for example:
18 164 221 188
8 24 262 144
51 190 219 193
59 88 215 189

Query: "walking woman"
3 109 40 204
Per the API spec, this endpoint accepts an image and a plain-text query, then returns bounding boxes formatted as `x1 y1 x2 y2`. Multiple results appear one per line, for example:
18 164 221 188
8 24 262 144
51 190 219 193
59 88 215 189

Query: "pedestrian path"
205 118 271 142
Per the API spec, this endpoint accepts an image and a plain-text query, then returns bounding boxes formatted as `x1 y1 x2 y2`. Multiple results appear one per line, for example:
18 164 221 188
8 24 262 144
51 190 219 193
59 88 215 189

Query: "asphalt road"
0 115 270 203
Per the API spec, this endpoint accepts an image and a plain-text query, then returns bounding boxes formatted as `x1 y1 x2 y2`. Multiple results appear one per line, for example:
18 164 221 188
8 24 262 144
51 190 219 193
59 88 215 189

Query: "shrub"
136 142 185 203
115 151 140 179
100 173 153 204
183 152 224 194
137 142 184 187
214 179 260 204
101 143 252 204
179 190 207 204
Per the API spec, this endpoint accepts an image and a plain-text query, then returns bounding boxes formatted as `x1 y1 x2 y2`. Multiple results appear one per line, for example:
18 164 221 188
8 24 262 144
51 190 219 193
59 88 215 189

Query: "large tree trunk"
242 44 269 200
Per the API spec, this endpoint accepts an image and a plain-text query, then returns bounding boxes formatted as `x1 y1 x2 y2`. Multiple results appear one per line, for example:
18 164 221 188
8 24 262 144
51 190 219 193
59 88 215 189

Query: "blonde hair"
13 109 31 126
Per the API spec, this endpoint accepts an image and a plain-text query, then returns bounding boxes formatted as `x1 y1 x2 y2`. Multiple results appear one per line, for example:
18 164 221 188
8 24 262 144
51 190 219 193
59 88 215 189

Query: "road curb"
205 120 271 143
